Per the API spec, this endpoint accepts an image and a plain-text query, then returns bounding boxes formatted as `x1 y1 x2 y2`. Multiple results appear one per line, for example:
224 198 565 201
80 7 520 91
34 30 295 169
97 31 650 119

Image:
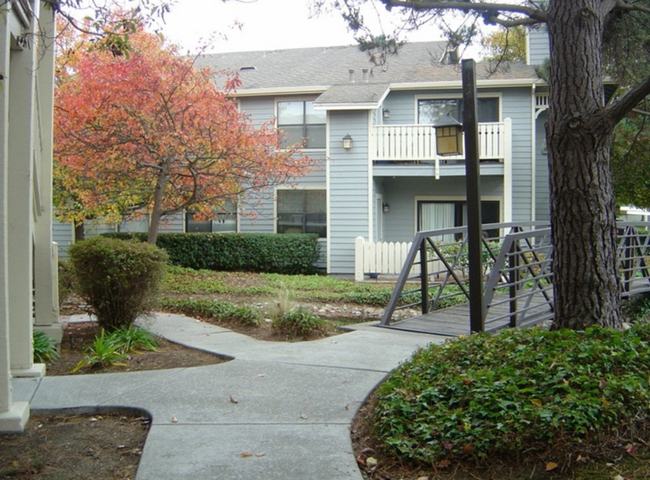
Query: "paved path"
13 313 443 480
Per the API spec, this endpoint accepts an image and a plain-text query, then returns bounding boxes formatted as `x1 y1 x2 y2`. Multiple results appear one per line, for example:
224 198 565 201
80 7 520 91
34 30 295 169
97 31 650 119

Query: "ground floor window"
277 189 326 238
186 207 237 233
417 200 500 240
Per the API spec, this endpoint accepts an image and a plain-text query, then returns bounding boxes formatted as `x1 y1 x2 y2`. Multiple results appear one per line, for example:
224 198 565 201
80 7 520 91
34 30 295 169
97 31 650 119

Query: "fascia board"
390 78 542 90
232 86 329 97
314 103 379 110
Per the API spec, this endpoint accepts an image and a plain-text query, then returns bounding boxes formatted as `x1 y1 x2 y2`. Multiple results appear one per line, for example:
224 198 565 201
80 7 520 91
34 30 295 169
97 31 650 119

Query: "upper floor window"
277 100 326 149
277 189 326 238
418 98 499 124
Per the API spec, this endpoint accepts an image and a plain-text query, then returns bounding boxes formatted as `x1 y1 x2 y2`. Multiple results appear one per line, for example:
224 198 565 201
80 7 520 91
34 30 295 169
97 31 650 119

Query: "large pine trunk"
546 1 621 330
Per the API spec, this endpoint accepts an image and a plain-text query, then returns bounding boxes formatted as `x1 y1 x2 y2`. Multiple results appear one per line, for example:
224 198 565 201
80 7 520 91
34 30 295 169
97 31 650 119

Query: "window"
418 98 499 124
277 190 326 238
417 200 500 240
277 100 326 149
186 208 237 233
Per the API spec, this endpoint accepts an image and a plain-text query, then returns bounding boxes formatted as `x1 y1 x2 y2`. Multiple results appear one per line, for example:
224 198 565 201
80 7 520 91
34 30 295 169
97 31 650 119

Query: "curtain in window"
420 203 456 243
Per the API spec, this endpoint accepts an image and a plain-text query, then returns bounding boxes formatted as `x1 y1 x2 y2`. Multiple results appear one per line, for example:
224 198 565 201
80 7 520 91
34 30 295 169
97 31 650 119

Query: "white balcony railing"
371 120 510 163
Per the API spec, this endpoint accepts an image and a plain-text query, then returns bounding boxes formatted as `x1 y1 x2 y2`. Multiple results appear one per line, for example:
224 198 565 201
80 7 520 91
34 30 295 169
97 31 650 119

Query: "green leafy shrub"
69 236 168 332
102 232 320 274
58 259 77 307
72 330 127 372
33 330 60 363
159 298 262 327
110 326 158 353
272 308 328 338
373 324 650 464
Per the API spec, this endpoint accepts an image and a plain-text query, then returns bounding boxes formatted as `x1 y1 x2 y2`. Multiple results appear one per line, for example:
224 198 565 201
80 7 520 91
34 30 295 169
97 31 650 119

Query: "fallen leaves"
545 461 558 471
240 452 265 458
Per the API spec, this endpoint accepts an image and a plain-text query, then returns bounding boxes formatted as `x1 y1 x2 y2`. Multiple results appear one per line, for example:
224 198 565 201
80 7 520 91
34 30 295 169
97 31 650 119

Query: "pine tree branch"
380 1 548 22
607 76 650 125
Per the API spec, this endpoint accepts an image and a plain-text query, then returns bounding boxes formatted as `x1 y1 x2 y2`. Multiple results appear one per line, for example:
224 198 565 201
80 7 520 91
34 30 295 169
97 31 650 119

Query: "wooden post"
462 59 484 333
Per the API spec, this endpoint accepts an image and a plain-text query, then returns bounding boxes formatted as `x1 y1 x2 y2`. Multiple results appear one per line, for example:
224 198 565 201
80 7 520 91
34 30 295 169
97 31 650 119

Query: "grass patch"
372 322 649 468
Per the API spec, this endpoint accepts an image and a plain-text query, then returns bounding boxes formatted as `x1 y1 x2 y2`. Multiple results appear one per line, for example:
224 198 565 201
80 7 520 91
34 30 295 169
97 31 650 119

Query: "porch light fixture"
382 203 390 213
342 133 353 150
433 115 463 156
382 108 390 119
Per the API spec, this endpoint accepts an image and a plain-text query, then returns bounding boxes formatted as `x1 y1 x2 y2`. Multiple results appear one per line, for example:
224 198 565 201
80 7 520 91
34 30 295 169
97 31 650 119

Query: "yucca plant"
72 330 127 372
33 330 60 363
111 326 158 353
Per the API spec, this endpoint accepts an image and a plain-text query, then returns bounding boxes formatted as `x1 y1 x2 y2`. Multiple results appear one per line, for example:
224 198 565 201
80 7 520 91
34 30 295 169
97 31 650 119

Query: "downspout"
368 110 374 242
325 110 331 273
531 83 537 221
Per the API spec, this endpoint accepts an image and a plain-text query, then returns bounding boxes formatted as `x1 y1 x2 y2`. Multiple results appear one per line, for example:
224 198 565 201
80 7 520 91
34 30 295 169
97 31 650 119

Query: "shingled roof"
196 42 540 108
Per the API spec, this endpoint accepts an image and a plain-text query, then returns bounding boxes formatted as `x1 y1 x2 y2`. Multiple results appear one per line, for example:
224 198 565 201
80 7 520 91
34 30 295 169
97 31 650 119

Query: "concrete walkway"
13 313 444 480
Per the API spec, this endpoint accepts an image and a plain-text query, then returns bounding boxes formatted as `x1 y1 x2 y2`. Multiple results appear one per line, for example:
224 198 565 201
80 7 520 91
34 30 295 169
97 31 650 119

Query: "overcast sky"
160 0 466 54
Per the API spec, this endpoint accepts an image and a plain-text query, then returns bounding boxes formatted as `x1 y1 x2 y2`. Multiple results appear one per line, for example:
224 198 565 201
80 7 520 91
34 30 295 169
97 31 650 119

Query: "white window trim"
414 92 503 124
275 97 327 152
413 195 503 235
274 186 328 238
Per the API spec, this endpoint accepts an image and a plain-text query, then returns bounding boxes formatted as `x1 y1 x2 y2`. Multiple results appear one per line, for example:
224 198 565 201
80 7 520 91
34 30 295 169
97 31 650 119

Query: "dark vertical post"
509 241 519 327
420 241 429 314
462 59 484 333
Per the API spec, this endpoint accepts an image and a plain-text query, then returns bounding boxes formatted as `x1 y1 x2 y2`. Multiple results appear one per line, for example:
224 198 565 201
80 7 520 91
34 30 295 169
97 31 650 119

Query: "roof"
196 42 541 109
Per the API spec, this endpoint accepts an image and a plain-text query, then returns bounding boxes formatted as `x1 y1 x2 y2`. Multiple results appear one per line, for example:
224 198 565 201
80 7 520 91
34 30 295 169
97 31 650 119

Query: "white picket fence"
354 237 420 281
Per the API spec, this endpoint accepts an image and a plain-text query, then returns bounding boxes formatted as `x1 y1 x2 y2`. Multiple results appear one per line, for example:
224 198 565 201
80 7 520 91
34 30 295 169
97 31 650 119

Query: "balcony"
371 120 511 177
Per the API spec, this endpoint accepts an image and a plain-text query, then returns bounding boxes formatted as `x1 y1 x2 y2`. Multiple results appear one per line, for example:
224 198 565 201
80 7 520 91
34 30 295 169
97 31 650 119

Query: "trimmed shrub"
69 236 168 331
373 324 650 464
58 259 77 307
102 232 320 274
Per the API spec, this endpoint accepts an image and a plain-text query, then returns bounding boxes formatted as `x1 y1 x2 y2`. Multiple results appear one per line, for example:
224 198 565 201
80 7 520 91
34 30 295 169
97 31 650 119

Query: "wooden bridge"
380 222 650 336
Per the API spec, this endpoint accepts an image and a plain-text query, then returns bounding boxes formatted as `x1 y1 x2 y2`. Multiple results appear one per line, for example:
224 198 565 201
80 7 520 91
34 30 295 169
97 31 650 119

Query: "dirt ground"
1 320 228 479
0 412 149 480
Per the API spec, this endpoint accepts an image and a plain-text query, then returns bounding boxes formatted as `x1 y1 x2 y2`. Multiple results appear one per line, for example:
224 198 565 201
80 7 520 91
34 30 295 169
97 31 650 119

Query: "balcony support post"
462 59 485 333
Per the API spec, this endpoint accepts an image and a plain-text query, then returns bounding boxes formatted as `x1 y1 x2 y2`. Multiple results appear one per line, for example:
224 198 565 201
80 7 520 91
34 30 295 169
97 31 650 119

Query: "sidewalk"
13 313 443 480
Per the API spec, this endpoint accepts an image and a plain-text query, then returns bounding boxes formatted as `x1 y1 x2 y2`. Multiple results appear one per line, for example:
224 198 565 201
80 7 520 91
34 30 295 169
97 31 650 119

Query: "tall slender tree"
320 0 650 330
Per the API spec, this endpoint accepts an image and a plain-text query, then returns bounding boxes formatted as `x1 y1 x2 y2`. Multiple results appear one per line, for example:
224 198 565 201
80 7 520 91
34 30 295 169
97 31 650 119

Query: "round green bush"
373 323 649 464
69 236 168 331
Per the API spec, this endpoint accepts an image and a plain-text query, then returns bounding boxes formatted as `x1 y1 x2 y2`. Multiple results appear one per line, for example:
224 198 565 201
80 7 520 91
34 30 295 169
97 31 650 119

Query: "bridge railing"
380 221 650 331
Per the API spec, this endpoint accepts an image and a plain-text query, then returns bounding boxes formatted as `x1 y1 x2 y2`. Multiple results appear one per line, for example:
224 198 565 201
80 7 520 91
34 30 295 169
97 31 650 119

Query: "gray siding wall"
380 87 535 224
527 27 549 66
503 88 533 222
535 111 550 222
381 176 505 243
53 218 74 259
237 96 328 268
329 110 370 274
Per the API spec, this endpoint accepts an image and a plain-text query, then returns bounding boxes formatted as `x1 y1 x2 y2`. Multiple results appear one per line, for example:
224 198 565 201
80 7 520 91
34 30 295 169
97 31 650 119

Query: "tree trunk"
74 222 85 242
147 166 169 245
546 1 621 330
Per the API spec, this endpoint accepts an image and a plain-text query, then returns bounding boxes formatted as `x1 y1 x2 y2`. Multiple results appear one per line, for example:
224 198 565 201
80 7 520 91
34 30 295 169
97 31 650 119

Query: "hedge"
102 232 320 274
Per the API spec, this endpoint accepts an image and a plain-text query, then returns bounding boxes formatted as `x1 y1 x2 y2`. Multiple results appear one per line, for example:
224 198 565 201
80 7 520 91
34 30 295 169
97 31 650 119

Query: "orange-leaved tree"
54 26 314 244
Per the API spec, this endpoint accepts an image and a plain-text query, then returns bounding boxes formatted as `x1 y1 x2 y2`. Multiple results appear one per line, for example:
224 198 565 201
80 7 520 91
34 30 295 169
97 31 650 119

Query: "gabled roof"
197 42 541 109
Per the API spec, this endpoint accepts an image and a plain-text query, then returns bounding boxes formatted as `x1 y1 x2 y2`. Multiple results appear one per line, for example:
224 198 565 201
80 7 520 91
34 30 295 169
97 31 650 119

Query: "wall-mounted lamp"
382 203 390 213
342 133 353 150
433 115 463 156
382 108 390 119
